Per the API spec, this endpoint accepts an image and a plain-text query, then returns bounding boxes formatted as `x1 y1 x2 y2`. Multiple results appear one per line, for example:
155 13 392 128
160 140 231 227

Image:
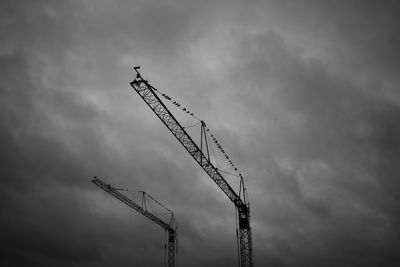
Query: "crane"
129 66 253 267
91 176 177 267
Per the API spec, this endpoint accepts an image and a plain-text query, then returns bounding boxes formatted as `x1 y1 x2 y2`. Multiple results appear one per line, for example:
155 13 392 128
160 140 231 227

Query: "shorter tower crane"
92 176 177 267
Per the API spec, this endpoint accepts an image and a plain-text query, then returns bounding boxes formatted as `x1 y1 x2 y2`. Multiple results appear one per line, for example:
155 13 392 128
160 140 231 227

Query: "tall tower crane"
92 176 177 267
129 67 253 267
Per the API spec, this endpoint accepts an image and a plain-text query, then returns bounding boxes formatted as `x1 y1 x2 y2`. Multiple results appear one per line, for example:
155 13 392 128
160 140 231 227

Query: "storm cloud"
1 1 400 266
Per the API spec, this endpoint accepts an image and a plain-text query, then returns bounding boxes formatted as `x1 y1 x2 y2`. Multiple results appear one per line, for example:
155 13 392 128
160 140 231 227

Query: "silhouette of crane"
92 176 177 267
129 66 253 267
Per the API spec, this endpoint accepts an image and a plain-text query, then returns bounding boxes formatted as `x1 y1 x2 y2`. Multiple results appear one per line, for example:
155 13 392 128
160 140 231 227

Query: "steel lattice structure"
130 67 253 267
92 176 177 267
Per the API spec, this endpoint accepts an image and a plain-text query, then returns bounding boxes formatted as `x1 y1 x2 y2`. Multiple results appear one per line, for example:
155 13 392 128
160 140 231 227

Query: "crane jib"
92 176 177 267
130 79 246 208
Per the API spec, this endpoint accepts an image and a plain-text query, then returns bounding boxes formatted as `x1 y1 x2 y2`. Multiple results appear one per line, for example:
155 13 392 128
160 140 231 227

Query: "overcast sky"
1 0 400 266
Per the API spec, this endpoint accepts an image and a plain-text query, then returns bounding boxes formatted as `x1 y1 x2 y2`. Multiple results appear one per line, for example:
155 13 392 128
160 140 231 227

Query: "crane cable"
182 121 201 129
148 83 202 122
153 84 245 178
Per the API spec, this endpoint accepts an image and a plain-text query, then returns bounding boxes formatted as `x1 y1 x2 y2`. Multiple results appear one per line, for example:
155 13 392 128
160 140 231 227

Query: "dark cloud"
223 4 400 265
1 0 400 266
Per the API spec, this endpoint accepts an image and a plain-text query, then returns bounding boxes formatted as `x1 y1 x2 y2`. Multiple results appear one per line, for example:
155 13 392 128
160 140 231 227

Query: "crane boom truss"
130 77 244 209
92 176 177 267
130 68 253 267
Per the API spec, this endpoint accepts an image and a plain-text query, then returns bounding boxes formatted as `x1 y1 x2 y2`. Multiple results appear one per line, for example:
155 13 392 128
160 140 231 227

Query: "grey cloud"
1 0 400 267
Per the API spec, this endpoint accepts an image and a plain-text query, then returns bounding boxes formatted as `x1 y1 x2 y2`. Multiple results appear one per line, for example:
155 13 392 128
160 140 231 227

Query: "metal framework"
130 67 253 267
92 176 177 267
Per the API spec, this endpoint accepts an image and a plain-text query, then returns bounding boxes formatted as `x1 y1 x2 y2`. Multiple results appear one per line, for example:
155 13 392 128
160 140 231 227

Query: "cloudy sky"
1 0 400 266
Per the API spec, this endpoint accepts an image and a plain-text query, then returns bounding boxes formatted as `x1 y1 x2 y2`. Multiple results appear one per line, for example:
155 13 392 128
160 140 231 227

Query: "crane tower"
129 67 253 267
92 176 177 267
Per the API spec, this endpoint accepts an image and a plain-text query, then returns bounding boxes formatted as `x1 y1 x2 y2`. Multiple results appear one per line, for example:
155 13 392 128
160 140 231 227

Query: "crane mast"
130 67 253 267
92 176 177 267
